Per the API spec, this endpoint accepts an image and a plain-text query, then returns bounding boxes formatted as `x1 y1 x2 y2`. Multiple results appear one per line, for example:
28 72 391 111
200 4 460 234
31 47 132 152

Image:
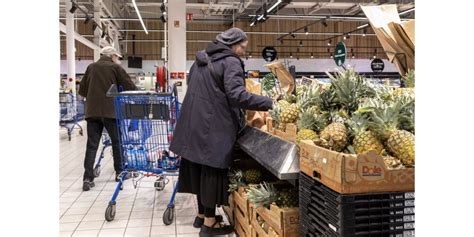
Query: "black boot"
82 179 95 191
199 220 233 237
193 215 223 228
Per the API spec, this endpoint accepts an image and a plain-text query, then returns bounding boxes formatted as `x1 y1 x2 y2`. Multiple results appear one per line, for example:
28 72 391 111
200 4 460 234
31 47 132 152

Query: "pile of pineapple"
228 169 299 209
266 69 415 168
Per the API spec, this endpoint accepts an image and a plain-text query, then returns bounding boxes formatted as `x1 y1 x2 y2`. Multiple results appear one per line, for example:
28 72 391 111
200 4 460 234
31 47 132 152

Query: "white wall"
60 58 399 75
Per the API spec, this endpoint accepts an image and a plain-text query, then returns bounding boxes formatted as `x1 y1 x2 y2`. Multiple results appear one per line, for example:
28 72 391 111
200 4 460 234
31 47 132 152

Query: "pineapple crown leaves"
369 100 404 140
346 113 370 137
228 169 245 192
297 84 323 111
247 182 278 209
326 69 367 114
402 69 415 88
262 73 277 92
297 110 317 131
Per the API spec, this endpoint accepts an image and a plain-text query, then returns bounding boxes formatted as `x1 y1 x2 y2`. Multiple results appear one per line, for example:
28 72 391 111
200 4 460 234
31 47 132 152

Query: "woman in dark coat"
170 28 273 236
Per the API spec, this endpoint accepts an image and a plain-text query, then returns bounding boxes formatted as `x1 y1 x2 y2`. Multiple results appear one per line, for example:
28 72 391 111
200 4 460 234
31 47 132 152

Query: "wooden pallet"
250 204 299 237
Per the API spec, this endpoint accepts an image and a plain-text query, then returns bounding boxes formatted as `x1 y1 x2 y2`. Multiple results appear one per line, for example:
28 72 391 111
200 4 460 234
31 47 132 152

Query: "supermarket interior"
2 0 474 236
57 0 417 236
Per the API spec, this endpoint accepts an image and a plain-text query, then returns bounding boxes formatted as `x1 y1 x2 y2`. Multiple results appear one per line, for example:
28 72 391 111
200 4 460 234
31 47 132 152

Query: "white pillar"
66 0 77 98
93 0 101 61
167 0 187 102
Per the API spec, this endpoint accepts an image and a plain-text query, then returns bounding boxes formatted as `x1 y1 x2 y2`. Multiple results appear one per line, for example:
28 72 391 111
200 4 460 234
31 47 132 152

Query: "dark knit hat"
216 28 248 46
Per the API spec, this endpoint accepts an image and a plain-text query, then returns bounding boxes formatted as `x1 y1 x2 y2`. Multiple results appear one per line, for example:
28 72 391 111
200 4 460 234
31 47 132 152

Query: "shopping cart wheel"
93 165 101 177
105 203 116 222
163 205 175 225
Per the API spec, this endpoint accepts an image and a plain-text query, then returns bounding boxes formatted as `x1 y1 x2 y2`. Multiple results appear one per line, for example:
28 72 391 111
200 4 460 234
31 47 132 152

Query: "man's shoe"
199 221 233 237
193 215 223 228
82 180 95 191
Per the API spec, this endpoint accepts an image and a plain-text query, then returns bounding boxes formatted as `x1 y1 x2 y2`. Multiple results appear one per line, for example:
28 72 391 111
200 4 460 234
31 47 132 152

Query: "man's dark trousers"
83 117 122 181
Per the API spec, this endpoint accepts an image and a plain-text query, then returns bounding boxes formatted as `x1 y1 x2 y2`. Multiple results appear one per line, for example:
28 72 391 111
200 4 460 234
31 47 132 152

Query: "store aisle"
59 123 231 237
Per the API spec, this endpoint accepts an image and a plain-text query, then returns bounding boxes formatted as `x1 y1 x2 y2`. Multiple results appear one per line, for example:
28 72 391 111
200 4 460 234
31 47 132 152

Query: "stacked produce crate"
299 173 414 236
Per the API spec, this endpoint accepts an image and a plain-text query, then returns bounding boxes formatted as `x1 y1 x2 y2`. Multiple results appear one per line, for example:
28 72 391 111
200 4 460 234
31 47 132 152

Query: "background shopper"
78 46 137 191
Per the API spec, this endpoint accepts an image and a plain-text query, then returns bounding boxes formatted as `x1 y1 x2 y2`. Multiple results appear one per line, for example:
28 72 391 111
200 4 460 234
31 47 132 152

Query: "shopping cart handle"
106 84 177 97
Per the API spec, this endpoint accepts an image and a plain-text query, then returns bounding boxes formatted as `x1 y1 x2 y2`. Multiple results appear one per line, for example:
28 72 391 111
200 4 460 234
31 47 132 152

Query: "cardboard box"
299 140 415 194
361 5 415 75
264 118 297 143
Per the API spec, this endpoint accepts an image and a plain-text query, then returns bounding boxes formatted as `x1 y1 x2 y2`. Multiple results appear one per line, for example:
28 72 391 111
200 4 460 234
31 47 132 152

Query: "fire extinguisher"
156 66 167 92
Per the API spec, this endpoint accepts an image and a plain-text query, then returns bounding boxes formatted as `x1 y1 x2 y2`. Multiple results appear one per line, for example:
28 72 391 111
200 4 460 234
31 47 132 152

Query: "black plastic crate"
299 173 415 237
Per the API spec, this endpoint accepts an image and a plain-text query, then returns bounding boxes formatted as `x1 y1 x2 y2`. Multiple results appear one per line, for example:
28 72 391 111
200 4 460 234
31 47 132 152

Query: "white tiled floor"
59 122 233 237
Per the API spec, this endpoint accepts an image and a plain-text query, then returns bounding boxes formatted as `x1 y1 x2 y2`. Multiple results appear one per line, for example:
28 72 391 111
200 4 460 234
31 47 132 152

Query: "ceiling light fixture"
399 8 415 15
299 40 303 47
304 26 309 35
327 39 332 46
357 23 369 29
132 0 148 34
267 0 283 13
343 35 347 40
311 53 314 59
290 53 293 58
290 32 296 38
362 29 367 37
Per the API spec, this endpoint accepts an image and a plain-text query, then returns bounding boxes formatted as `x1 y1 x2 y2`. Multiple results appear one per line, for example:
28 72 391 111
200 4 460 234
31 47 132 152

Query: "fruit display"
243 169 263 184
247 182 299 209
267 68 415 168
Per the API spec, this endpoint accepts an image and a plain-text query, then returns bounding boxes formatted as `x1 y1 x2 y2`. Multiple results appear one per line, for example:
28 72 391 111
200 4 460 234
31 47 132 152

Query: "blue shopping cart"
59 91 84 141
104 84 181 225
93 130 112 178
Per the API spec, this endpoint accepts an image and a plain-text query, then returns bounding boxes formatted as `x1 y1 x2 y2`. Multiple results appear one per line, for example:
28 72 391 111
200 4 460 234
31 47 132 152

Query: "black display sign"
371 58 385 72
262 47 277 62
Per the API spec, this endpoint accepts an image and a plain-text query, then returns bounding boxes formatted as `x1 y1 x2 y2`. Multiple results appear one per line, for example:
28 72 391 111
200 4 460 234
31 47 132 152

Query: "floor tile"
150 225 176 235
98 228 126 237
127 218 152 228
76 220 105 231
72 230 100 237
176 224 200 234
130 211 153 219
59 231 74 237
124 226 152 237
60 214 84 223
101 220 128 229
60 222 80 232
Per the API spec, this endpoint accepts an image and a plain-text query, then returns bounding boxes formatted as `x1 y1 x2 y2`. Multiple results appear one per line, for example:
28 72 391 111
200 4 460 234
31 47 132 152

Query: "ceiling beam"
59 22 100 50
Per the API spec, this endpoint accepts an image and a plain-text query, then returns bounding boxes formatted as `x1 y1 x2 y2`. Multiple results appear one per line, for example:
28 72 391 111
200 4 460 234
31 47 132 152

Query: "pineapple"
283 93 297 104
269 100 291 128
279 103 299 124
228 169 245 192
347 114 384 155
296 129 318 143
371 101 415 166
276 189 299 208
394 69 415 99
384 156 404 169
297 84 322 112
247 182 277 208
318 122 348 152
243 169 262 184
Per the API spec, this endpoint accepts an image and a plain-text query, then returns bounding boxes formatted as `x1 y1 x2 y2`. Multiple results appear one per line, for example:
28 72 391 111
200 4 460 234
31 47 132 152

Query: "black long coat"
170 42 273 169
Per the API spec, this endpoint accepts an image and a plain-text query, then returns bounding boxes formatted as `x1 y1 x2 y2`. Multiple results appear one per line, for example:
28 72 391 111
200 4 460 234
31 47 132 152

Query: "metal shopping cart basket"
59 91 84 141
93 130 112 178
104 84 181 225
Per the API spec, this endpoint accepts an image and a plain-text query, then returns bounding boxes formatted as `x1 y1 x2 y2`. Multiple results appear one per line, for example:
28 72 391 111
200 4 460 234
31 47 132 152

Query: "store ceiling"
59 0 415 25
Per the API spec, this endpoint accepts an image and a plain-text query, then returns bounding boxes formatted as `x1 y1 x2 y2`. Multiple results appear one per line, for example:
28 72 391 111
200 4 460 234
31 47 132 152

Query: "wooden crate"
233 187 254 225
223 193 235 225
235 210 254 237
273 123 297 143
250 204 299 237
299 140 415 194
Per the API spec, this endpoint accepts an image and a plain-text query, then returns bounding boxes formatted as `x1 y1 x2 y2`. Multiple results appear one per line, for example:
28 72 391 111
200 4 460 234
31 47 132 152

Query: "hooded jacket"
170 41 273 169
79 56 137 118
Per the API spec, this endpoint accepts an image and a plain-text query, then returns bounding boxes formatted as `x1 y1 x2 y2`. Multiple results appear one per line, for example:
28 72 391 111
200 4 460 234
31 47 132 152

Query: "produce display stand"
237 126 300 181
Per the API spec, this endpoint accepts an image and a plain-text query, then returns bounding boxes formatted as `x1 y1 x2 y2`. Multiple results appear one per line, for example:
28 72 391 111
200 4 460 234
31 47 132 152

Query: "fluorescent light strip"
267 0 282 13
257 15 264 21
399 8 415 15
356 24 369 29
132 0 148 34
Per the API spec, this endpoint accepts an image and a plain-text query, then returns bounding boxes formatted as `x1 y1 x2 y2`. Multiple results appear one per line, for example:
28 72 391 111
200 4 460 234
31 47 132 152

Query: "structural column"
93 0 101 61
66 0 77 112
167 0 187 102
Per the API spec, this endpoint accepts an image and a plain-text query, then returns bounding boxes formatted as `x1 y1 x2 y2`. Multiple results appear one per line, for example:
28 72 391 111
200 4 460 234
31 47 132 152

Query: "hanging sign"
371 58 385 72
334 42 347 66
261 47 278 62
